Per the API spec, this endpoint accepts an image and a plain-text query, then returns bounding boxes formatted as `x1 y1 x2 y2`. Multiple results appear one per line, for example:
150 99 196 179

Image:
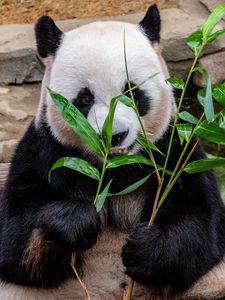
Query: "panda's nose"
111 130 129 147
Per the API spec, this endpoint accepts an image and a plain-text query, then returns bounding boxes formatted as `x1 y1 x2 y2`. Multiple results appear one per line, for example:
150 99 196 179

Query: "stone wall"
0 0 225 162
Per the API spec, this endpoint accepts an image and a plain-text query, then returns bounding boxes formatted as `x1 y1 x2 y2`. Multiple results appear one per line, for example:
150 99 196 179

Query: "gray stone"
193 51 225 87
167 60 193 80
0 84 40 162
200 0 225 16
0 49 44 84
161 8 225 62
1 8 225 84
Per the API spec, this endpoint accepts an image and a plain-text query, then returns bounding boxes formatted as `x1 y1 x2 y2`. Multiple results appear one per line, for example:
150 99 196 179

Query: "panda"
1 4 225 300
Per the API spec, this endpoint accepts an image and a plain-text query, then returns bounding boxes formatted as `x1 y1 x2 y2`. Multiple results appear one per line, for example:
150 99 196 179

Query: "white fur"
42 21 174 152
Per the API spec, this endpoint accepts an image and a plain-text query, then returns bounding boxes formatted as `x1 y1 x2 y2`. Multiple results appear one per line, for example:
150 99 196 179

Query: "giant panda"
1 4 225 300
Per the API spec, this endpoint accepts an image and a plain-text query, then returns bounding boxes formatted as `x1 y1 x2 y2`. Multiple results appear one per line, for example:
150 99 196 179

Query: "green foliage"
107 154 152 169
48 89 104 155
166 77 185 90
213 83 225 107
176 124 193 143
178 111 199 124
95 180 112 212
202 3 225 42
102 98 118 150
49 157 100 181
185 157 225 174
195 122 225 145
197 68 214 122
187 30 203 55
108 174 151 196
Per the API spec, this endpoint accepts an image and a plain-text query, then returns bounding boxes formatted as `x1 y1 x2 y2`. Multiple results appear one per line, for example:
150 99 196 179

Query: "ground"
0 0 178 25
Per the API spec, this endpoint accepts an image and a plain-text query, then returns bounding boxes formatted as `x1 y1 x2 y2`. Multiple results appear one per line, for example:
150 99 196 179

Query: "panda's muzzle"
111 130 129 147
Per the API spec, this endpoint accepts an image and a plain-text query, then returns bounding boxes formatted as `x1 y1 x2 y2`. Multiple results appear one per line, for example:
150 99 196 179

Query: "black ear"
139 4 161 43
35 15 63 58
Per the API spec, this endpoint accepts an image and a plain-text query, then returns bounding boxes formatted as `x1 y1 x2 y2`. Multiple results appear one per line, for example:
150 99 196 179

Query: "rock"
0 87 10 94
179 0 209 18
0 49 44 84
167 60 193 79
200 0 225 18
1 8 225 84
193 51 225 87
0 139 18 163
0 84 40 162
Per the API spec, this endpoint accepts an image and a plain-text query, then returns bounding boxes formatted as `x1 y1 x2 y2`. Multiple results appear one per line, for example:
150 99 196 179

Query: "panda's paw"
121 223 177 291
42 199 100 251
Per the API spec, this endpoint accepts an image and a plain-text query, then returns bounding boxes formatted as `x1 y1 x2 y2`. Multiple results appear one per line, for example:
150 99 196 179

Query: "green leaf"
187 30 203 55
107 154 153 169
137 134 163 155
213 83 225 107
197 88 205 106
198 68 215 122
108 174 151 196
95 180 112 212
166 77 185 90
48 89 104 155
202 3 225 42
207 28 225 43
117 94 134 107
176 124 193 142
178 111 199 125
185 157 225 174
102 98 118 150
49 157 100 181
219 111 225 128
195 121 225 145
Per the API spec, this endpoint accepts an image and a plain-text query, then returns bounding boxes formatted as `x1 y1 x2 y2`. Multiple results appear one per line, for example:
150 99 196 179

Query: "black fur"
72 88 95 118
35 15 63 58
139 4 161 43
124 82 150 116
0 120 225 294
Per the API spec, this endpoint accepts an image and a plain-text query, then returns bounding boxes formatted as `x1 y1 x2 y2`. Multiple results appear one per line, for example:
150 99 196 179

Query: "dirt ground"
0 0 178 25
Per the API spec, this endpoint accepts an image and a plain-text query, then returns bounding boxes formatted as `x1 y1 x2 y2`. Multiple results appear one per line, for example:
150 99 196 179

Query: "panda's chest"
105 191 146 233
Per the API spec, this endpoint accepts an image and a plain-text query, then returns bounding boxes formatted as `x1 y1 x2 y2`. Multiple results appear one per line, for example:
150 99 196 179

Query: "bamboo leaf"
178 111 199 124
95 180 112 212
176 124 193 142
197 88 205 106
207 28 225 43
49 157 100 181
213 83 225 107
202 3 225 42
195 121 225 145
137 134 163 154
107 154 153 169
108 174 151 196
166 77 185 90
185 157 225 174
102 98 118 150
198 69 215 122
48 89 104 155
187 30 203 55
117 94 134 107
219 111 225 128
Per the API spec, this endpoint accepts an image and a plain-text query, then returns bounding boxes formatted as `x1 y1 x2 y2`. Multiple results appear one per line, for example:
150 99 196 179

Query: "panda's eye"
81 95 94 105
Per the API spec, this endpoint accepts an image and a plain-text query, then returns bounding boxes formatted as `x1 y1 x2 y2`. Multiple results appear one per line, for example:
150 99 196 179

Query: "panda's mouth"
108 142 136 157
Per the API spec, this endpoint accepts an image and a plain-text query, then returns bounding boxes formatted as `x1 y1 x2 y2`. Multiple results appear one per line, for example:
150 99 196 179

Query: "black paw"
121 223 184 292
41 199 100 251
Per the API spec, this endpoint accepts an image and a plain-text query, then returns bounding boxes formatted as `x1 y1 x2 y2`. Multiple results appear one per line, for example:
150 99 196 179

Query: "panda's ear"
35 15 63 58
139 4 161 43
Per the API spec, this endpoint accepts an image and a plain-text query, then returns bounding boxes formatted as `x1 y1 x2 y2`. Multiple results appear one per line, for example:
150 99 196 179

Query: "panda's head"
35 5 175 156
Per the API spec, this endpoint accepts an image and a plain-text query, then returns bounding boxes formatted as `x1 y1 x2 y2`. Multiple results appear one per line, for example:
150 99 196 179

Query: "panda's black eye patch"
72 88 94 118
123 82 150 116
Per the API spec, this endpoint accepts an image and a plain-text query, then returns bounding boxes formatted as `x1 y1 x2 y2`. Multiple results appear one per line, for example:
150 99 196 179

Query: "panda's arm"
2 123 100 251
122 139 225 294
